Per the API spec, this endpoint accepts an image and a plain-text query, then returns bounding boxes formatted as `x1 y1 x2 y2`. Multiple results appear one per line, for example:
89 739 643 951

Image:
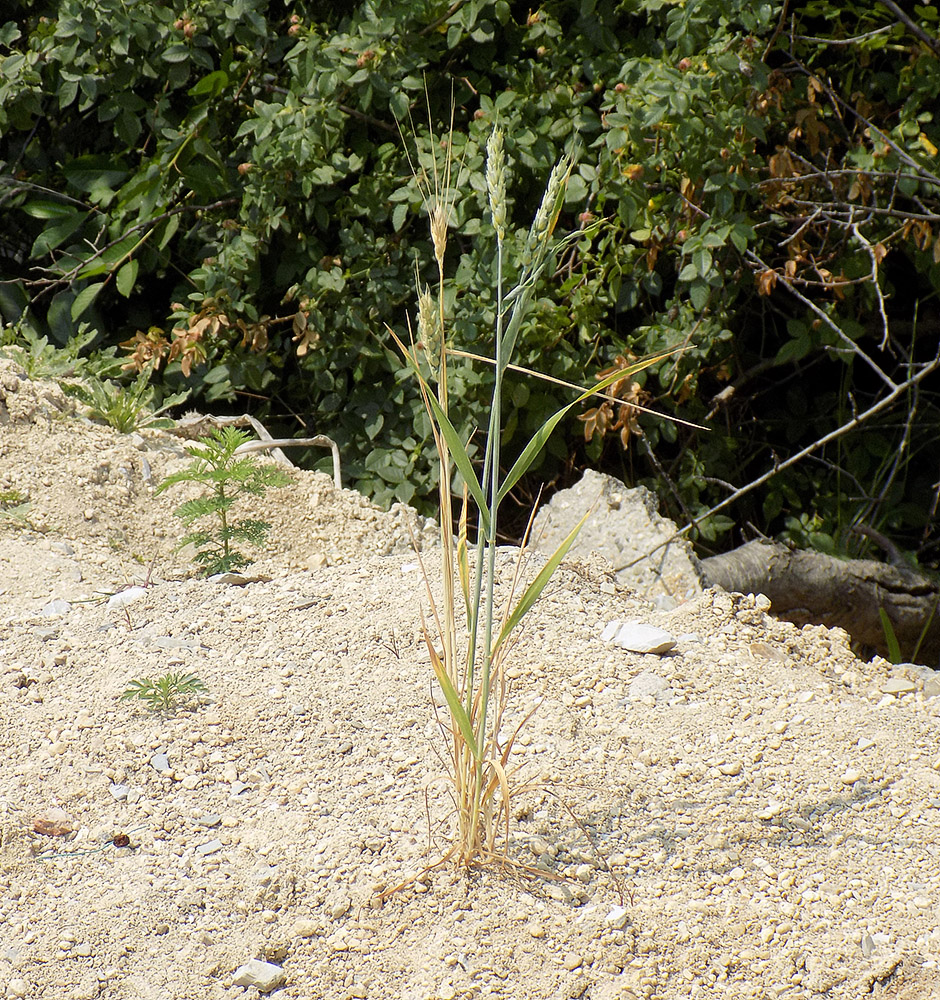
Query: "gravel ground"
1 359 939 1000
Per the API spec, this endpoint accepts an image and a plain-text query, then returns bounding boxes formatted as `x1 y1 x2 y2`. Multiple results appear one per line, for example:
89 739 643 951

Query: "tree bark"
701 540 940 668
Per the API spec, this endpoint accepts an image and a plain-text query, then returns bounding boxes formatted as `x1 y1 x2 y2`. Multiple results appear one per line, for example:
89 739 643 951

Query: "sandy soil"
1 358 940 1000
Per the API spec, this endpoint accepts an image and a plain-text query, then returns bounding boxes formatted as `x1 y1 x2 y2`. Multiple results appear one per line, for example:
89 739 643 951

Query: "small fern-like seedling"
120 672 207 712
156 426 290 575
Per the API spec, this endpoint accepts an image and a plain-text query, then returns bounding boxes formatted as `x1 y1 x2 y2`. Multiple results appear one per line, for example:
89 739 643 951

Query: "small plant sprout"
0 489 33 530
66 362 189 433
390 121 675 870
156 426 290 576
120 672 207 712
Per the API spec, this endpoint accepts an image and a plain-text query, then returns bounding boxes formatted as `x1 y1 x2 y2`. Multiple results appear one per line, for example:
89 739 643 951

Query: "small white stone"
605 906 630 930
841 769 861 785
857 738 876 751
231 959 285 993
196 838 223 856
757 800 784 820
719 761 743 776
107 587 148 610
614 623 677 655
42 599 71 617
8 978 29 998
913 895 932 908
574 863 593 883
600 621 622 642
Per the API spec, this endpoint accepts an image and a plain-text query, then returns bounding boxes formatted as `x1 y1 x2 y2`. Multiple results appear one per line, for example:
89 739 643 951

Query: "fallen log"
701 540 940 668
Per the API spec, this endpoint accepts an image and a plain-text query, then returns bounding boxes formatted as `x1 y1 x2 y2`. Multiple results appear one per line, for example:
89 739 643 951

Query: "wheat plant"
391 122 670 869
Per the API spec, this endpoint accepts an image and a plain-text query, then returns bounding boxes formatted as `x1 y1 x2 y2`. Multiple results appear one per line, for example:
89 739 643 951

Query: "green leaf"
689 278 710 311
425 391 491 535
428 645 480 760
71 282 104 321
22 200 76 220
497 351 675 505
494 505 592 652
63 155 128 193
188 69 229 97
878 608 902 664
30 212 86 258
159 213 181 250
115 259 138 297
162 43 191 63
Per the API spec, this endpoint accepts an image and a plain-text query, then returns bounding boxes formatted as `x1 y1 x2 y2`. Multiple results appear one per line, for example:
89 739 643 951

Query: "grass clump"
392 120 668 870
156 426 290 575
66 364 189 433
121 672 207 712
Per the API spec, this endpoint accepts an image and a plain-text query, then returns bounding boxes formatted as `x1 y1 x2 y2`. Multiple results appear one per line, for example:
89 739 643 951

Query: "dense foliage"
2 0 939 566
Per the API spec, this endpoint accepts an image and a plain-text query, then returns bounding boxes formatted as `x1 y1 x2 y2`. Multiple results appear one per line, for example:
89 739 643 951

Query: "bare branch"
622 348 940 570
847 221 891 350
878 0 940 58
793 26 893 46
748 250 898 391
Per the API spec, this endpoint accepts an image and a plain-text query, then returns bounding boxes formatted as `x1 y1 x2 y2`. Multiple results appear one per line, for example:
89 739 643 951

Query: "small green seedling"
156 426 290 575
120 672 207 712
0 489 33 529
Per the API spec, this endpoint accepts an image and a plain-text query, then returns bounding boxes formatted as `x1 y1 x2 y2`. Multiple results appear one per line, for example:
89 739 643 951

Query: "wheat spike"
486 127 507 241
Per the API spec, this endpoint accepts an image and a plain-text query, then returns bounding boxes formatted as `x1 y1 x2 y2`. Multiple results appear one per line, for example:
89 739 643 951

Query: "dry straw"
390 115 674 871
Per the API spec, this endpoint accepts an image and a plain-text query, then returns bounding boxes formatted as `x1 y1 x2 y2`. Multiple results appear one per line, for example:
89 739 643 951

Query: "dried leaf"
757 269 778 296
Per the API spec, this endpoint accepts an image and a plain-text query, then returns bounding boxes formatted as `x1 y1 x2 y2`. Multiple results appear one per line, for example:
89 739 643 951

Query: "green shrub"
2 1 939 566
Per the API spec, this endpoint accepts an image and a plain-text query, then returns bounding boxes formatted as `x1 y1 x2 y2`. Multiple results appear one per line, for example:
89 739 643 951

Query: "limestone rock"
531 470 704 604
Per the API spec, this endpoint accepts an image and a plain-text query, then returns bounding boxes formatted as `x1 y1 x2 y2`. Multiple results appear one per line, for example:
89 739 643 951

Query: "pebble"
195 838 223 856
32 808 74 837
108 783 129 801
291 918 320 938
150 754 170 773
841 769 861 785
882 677 917 695
231 959 285 992
605 906 630 929
718 760 743 776
604 622 677 655
563 952 583 971
7 979 29 998
857 738 876 751
628 670 672 701
107 587 147 610
41 599 71 617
